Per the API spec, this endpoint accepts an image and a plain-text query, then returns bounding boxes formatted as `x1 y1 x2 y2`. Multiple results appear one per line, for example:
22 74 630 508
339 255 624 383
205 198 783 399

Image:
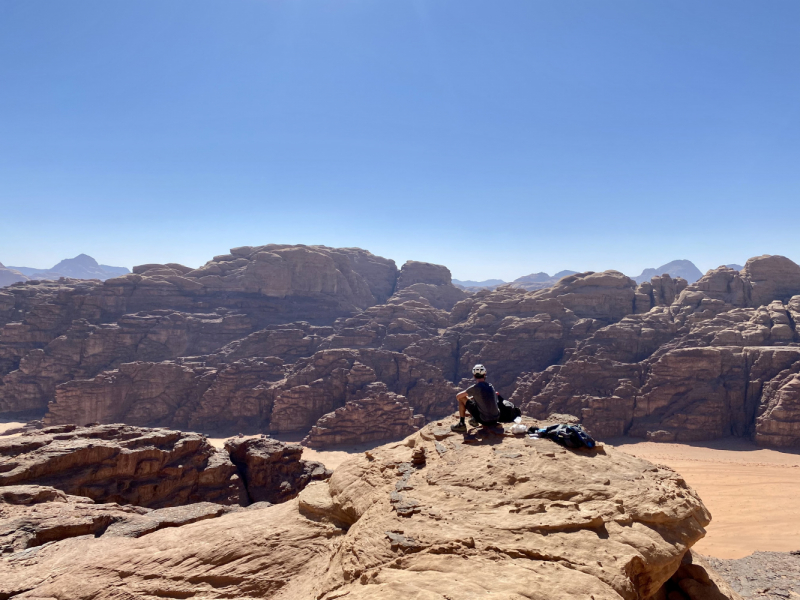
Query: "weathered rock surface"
0 424 245 508
706 550 800 600
5 247 800 449
302 383 426 447
661 550 744 600
513 257 800 446
224 436 331 504
0 421 719 600
0 484 248 554
0 245 398 415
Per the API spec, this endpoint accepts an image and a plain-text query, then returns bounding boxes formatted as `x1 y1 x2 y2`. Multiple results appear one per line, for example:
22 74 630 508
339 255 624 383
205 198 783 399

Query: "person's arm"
456 389 470 402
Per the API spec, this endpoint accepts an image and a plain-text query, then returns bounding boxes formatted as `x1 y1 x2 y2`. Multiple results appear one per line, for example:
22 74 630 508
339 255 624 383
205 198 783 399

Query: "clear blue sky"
1 1 798 280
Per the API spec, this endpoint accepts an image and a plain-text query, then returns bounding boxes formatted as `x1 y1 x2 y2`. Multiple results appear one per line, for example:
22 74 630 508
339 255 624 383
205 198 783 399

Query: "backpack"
532 424 596 449
495 393 522 423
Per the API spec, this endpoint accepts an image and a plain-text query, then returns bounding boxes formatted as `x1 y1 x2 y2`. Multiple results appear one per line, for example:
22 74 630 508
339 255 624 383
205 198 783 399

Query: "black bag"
496 393 522 423
533 424 595 449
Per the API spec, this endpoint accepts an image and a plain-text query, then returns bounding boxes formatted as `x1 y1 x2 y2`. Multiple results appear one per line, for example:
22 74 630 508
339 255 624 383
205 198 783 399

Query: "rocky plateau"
0 420 739 600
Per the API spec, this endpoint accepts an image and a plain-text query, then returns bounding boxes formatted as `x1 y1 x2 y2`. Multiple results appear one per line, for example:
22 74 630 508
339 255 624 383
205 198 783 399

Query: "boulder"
0 421 717 599
224 436 331 504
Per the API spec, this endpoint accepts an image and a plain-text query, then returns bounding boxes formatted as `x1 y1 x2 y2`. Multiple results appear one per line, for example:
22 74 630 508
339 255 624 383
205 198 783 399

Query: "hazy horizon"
1 1 798 281
1 246 768 283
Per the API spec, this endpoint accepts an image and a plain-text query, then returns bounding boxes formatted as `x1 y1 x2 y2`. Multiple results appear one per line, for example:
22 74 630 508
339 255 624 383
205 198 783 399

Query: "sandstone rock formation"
302 383 426 447
0 423 329 511
0 421 721 599
0 424 245 508
0 484 248 555
513 255 800 447
663 551 744 600
4 246 800 449
224 436 331 503
0 245 397 416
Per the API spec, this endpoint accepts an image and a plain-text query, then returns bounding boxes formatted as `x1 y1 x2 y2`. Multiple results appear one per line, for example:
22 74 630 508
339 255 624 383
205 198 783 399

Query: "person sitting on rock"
450 364 501 432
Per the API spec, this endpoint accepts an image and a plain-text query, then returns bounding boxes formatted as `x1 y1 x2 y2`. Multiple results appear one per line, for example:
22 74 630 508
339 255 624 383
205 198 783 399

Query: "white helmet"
472 364 487 376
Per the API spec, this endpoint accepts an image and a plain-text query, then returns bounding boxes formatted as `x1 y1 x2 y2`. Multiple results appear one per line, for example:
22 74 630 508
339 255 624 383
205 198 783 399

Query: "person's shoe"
450 421 467 433
468 418 480 428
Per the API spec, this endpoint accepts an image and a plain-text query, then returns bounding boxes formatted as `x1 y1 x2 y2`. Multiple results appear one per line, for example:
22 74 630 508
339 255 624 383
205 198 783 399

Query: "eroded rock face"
396 260 452 289
755 363 800 447
0 421 716 599
224 437 331 504
302 383 426 448
0 484 256 555
0 424 245 508
513 259 800 446
0 246 398 416
6 249 800 449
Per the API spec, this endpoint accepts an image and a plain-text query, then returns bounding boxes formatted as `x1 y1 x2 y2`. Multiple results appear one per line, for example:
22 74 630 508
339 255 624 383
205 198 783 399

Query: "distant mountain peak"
511 270 579 291
52 254 101 271
3 254 129 287
633 259 703 284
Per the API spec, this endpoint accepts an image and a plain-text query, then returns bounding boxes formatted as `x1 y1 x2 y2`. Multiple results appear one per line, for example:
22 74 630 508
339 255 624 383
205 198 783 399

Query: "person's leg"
465 400 485 425
458 395 468 419
451 394 470 432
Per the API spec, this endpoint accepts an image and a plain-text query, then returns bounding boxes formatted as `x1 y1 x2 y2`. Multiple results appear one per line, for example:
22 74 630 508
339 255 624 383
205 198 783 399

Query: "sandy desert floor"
5 419 796 560
607 437 800 559
0 422 24 436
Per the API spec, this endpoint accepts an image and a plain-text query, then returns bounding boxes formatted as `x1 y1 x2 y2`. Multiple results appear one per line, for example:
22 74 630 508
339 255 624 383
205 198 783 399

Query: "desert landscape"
3 1 799 598
2 246 800 598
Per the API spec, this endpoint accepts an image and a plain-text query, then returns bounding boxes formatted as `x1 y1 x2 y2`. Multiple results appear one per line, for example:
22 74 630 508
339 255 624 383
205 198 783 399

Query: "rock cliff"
3 247 800 449
513 255 800 447
0 421 731 600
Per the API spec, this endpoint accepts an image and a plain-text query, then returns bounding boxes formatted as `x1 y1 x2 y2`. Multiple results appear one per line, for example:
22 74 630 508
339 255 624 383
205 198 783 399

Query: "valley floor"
608 437 800 559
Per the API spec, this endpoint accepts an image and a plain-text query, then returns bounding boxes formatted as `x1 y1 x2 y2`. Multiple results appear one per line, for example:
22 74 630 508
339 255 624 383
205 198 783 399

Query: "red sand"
609 437 800 559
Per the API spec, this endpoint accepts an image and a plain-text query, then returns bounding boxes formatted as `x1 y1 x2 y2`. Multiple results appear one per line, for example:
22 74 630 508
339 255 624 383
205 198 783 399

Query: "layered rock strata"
0 485 250 555
5 247 800 449
0 245 398 415
0 424 327 509
0 424 245 508
0 421 722 600
224 436 331 504
302 383 426 447
513 255 800 446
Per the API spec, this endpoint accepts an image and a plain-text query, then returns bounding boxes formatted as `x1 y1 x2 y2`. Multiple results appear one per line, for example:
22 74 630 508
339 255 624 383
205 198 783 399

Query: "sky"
0 1 798 281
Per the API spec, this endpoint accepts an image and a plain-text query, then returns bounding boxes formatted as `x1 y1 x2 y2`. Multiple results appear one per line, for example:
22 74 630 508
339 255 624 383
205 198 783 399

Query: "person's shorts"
465 399 498 426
